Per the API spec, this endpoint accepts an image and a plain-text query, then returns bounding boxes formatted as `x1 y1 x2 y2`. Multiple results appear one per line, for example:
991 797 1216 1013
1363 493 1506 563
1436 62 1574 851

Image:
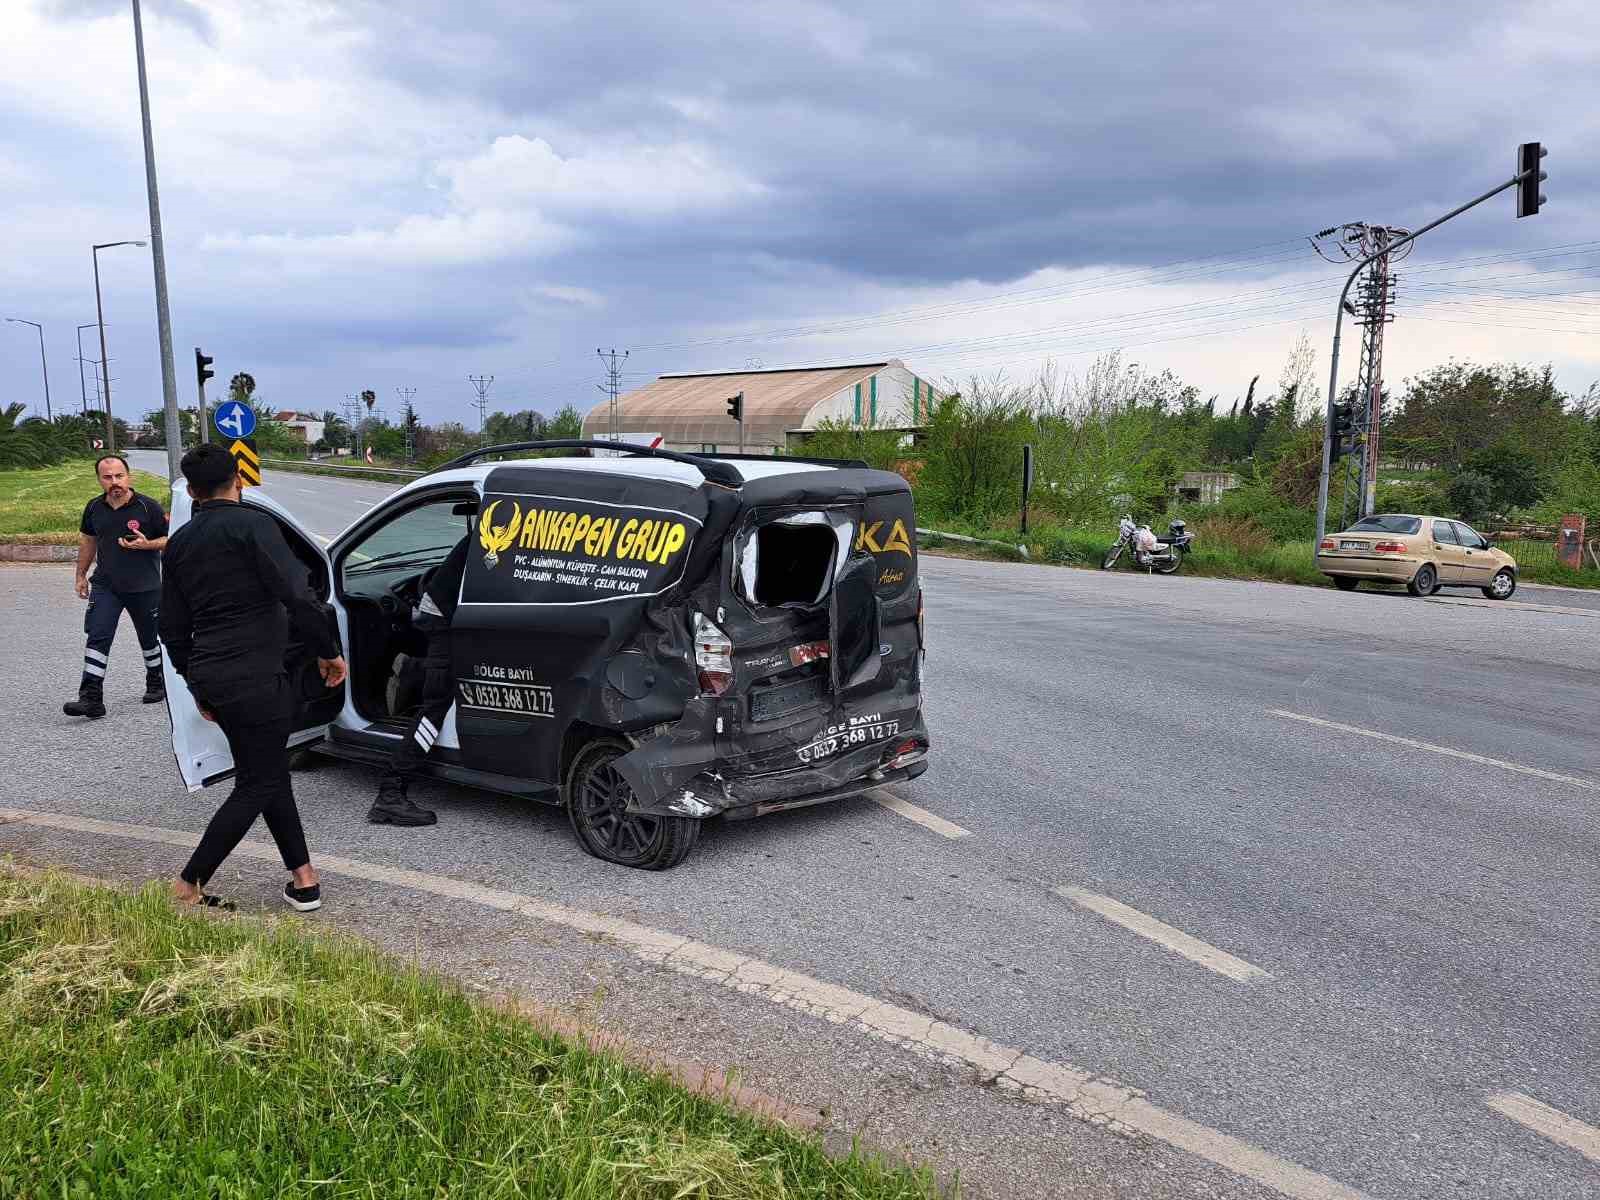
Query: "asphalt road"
5 454 1597 1199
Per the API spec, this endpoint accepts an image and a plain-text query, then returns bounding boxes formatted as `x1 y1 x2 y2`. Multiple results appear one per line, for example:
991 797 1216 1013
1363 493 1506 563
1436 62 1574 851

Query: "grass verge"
0 870 938 1200
257 456 420 484
921 516 1600 590
0 462 170 544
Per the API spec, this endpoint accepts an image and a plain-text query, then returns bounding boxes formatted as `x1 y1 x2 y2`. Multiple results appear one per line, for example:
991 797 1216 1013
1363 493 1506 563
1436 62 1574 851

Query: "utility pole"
130 0 183 479
342 394 365 460
596 348 628 441
1311 222 1410 524
467 375 493 442
1313 144 1549 547
397 387 418 461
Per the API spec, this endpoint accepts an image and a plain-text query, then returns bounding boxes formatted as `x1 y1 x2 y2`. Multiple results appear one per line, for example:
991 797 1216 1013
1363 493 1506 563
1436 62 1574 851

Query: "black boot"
142 668 166 704
368 777 437 826
63 682 107 720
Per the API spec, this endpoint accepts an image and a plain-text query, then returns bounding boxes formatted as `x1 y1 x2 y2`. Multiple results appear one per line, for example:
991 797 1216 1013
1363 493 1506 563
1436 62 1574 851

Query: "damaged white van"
164 442 930 870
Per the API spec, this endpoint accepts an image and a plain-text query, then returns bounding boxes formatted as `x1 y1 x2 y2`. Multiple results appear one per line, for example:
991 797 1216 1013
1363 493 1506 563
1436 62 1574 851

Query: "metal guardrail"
260 457 423 479
918 527 1030 560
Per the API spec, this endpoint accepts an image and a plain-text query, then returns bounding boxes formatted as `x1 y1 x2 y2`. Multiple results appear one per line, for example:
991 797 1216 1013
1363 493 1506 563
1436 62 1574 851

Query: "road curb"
0 543 76 562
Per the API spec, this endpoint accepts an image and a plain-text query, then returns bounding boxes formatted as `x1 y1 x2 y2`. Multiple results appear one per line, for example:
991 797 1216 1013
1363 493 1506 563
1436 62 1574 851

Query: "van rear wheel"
565 740 700 870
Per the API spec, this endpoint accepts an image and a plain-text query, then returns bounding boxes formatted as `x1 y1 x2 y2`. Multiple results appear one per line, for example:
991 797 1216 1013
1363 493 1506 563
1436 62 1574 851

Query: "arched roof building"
582 359 940 454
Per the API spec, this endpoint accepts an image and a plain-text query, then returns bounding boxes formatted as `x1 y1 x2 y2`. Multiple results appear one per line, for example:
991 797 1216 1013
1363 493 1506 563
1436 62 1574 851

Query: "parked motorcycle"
1100 516 1194 575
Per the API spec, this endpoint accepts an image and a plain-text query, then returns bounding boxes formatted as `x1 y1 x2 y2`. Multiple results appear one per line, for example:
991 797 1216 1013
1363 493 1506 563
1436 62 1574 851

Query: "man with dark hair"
64 453 169 719
160 443 346 910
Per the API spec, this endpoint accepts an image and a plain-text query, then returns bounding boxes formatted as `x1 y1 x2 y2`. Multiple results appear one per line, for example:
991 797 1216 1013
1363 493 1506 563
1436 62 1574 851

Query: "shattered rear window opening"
738 512 853 608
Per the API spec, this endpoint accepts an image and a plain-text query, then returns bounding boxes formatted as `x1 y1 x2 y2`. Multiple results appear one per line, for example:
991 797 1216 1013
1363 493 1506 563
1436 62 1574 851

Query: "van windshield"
1348 515 1421 535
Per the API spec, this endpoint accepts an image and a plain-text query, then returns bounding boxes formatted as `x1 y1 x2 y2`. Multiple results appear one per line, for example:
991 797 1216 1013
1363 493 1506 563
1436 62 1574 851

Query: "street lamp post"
4 318 51 420
130 0 184 480
92 239 147 451
76 324 97 418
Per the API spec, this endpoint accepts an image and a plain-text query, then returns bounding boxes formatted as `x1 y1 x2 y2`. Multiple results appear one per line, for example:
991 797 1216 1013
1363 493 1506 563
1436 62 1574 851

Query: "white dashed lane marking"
1269 709 1600 794
1 806 1369 1200
1055 887 1271 983
1487 1091 1600 1165
871 791 972 838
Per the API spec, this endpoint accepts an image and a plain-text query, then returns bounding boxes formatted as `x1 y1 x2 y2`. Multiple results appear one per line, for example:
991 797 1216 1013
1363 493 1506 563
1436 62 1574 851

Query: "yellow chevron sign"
229 437 261 487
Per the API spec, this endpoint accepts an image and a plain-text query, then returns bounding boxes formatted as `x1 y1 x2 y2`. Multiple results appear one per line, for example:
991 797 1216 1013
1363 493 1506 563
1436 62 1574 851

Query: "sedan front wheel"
1483 569 1516 601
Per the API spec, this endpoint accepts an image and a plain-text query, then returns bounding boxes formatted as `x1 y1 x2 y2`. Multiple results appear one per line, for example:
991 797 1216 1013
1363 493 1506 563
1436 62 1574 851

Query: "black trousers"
384 631 454 785
180 674 310 887
80 583 161 694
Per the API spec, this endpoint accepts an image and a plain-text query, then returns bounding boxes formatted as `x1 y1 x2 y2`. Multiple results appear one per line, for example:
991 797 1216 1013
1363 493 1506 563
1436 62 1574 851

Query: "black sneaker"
63 697 107 719
142 673 166 704
368 797 438 827
284 881 322 912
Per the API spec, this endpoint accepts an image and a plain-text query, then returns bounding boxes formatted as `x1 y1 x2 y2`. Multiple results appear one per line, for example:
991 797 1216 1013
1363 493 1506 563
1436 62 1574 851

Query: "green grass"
923 518 1332 587
0 871 939 1200
0 461 170 543
258 456 421 484
921 514 1600 590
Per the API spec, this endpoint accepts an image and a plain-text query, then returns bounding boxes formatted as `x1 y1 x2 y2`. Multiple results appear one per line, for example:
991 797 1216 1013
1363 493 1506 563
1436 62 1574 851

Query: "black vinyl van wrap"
453 463 927 832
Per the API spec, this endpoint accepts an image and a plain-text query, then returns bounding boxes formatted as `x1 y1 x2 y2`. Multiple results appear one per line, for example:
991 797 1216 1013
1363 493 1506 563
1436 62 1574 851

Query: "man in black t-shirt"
64 454 170 720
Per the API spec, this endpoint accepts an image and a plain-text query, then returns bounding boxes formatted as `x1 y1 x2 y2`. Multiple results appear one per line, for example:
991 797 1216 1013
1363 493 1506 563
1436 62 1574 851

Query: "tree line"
807 340 1600 539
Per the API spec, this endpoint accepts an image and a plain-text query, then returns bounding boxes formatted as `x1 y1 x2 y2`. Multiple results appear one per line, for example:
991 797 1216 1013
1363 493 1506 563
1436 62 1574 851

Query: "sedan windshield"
1347 515 1421 535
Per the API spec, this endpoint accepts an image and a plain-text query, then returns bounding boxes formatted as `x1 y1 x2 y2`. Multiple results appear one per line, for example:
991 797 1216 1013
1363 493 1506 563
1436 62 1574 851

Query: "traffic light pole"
194 349 214 445
1315 158 1544 546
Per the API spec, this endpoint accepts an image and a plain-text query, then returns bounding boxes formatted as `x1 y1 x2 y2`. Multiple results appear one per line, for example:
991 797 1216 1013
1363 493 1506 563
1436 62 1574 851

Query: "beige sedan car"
1317 514 1518 599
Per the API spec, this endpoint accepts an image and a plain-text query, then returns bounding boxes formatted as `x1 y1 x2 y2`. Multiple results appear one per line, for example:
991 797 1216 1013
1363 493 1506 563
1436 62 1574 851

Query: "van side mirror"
830 555 881 692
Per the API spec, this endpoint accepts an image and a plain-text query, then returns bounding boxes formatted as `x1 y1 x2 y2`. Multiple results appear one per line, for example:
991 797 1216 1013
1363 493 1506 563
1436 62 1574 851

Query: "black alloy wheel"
565 740 699 870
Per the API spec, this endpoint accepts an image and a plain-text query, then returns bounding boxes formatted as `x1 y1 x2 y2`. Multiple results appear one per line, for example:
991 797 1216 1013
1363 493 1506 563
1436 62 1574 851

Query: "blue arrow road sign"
214 399 257 440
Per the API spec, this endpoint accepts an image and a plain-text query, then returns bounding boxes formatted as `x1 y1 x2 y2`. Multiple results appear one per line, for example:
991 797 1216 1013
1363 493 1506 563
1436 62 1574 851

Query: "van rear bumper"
618 707 931 819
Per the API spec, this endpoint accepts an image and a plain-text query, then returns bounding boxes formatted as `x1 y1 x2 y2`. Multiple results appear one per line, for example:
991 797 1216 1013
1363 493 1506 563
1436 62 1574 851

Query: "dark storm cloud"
348 0 1597 284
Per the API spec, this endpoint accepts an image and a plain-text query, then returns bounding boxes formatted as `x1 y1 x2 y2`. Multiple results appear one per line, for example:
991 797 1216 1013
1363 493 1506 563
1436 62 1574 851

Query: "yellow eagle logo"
478 500 521 569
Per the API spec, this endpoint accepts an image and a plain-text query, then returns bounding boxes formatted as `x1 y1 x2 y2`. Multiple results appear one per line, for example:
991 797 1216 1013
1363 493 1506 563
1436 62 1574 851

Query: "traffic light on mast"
195 348 215 388
1517 142 1547 219
726 391 744 422
1330 400 1356 461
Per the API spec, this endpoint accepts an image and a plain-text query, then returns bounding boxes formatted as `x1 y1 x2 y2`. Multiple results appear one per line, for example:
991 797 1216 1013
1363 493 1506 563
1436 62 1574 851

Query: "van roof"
391 454 833 503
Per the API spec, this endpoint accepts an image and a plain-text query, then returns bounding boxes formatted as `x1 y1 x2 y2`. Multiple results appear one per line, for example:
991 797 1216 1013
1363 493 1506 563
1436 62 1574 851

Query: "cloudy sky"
2 0 1596 429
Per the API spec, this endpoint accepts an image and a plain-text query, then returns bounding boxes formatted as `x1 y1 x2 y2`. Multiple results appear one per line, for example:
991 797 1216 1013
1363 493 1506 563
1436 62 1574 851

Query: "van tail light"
692 612 733 696
1318 539 1336 552
1373 541 1408 554
881 737 928 771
